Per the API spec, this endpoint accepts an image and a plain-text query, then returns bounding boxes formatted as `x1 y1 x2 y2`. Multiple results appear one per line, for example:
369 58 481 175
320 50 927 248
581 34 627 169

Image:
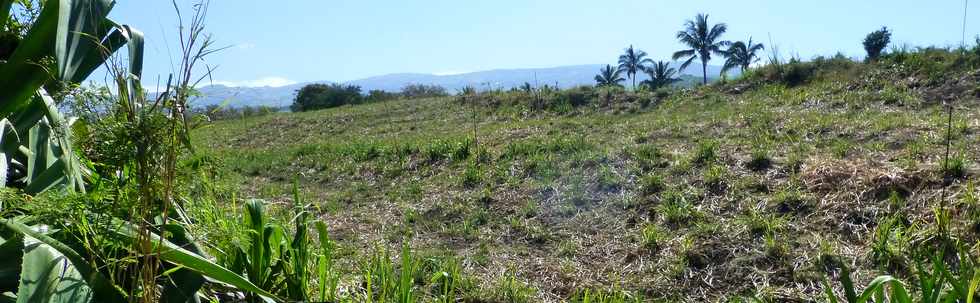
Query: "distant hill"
192 63 731 108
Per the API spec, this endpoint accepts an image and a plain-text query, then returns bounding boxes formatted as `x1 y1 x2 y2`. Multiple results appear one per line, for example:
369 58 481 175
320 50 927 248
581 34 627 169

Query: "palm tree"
640 61 682 91
618 45 653 89
594 64 626 88
672 14 729 85
721 38 764 75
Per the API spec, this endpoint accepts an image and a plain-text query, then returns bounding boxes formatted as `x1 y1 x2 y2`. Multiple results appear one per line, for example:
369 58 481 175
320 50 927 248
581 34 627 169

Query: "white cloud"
236 42 256 50
210 77 297 87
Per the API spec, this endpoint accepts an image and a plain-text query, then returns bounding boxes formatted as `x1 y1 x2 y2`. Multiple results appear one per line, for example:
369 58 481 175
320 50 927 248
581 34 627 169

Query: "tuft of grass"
770 187 810 213
762 232 788 259
869 215 910 271
830 139 851 159
740 209 786 236
630 144 666 171
486 272 537 303
703 165 727 189
639 223 667 251
657 190 699 226
569 287 643 303
691 141 719 165
639 173 665 195
746 148 772 171
597 166 623 191
942 154 967 179
460 164 483 188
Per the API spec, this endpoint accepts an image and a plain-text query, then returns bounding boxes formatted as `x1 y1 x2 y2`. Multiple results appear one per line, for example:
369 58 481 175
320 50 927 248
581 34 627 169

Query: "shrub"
863 26 892 61
291 83 363 111
366 89 400 102
401 83 449 99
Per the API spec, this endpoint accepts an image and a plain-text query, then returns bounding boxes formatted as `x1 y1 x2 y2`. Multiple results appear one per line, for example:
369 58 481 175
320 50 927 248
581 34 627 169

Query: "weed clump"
640 174 666 195
691 141 718 165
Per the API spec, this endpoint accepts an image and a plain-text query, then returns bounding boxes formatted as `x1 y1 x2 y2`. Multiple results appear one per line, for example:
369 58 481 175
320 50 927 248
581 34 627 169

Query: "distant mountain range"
192 63 732 108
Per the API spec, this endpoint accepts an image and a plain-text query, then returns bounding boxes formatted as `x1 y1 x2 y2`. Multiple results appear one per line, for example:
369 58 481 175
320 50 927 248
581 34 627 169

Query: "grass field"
192 54 980 301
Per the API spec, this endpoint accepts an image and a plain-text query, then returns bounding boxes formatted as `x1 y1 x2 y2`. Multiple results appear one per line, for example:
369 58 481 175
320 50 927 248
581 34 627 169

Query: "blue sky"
108 0 979 87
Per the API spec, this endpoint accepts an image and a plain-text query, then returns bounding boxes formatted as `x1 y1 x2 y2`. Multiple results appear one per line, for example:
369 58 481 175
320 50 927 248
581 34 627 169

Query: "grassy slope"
193 58 980 301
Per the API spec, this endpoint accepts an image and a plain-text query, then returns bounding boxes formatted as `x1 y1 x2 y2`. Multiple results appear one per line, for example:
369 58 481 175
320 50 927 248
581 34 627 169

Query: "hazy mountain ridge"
193 63 729 108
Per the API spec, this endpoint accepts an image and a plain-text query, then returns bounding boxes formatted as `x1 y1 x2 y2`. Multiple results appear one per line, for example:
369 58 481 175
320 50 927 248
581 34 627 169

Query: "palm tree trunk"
702 60 708 85
632 74 636 90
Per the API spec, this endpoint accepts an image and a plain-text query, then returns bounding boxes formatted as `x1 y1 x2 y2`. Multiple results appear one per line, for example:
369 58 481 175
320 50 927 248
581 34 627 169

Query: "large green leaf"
112 222 280 302
0 235 24 292
16 234 92 303
0 0 14 29
55 0 114 82
0 0 60 114
0 219 125 302
158 224 204 303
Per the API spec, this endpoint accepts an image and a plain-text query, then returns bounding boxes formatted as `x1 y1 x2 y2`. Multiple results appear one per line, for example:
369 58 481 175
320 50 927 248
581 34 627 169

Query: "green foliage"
721 38 765 75
199 104 280 121
942 154 967 179
692 140 718 165
639 223 667 251
486 272 536 303
595 64 626 88
569 287 644 303
618 45 653 89
821 252 980 303
657 190 698 226
640 61 682 91
367 89 401 103
640 173 665 195
401 83 449 99
863 26 892 61
291 83 364 112
747 147 771 171
673 13 729 84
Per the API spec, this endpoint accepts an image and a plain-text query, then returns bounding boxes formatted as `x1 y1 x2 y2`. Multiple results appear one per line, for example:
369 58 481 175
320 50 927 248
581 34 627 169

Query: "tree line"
597 13 892 90
292 13 896 112
291 83 449 111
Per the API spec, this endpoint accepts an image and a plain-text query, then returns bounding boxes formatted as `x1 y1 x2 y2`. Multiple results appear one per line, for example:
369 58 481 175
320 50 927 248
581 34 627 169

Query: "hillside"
191 64 717 108
193 49 980 301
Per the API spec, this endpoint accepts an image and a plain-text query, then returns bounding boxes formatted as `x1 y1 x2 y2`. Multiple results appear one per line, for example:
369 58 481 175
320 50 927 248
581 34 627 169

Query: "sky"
108 0 980 87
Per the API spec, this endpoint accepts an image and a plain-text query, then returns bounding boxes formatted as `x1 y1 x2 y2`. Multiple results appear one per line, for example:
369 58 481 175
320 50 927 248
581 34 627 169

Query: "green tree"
640 61 681 91
672 13 729 85
594 64 625 88
721 38 764 75
291 83 363 111
863 26 891 61
618 45 652 89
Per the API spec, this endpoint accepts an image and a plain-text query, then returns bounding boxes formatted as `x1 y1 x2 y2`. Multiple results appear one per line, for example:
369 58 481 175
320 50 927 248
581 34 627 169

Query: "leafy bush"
366 89 400 102
291 83 363 111
401 83 449 99
199 104 280 120
863 26 892 61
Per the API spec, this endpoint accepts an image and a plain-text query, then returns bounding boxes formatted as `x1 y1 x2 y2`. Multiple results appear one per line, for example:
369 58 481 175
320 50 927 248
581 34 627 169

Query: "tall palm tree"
640 61 681 91
672 14 729 85
618 45 653 89
595 64 626 88
721 38 764 75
